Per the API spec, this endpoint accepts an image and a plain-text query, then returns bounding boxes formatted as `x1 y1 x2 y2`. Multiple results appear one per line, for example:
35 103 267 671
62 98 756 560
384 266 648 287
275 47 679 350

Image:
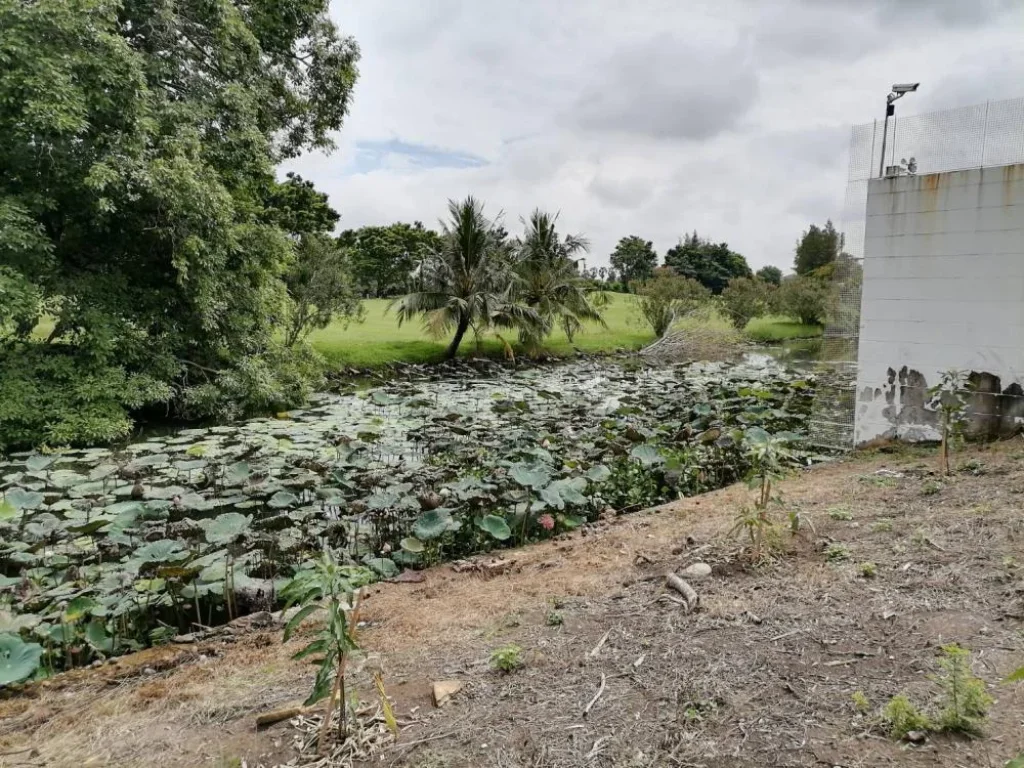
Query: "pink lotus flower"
538 514 555 531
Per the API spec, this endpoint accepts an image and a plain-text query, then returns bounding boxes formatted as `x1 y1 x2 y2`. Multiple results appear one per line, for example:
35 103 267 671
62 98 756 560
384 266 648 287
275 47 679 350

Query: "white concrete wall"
854 163 1024 444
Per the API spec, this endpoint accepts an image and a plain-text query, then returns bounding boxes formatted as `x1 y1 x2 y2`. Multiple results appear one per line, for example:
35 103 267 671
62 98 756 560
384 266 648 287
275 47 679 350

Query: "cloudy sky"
285 0 1024 273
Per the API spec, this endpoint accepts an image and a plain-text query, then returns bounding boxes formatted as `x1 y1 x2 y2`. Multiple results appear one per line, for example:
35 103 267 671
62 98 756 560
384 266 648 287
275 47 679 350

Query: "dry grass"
3 443 1024 767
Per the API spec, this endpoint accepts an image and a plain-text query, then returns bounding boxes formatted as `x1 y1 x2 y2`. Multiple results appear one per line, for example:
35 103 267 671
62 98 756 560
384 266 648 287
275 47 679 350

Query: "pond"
0 355 821 680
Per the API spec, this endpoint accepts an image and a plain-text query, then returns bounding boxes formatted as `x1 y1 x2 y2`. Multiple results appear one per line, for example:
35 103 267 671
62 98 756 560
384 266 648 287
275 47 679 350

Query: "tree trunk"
445 316 470 360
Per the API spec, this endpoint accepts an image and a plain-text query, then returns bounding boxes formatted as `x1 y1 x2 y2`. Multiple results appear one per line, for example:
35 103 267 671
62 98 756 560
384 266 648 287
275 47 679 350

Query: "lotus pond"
0 357 821 683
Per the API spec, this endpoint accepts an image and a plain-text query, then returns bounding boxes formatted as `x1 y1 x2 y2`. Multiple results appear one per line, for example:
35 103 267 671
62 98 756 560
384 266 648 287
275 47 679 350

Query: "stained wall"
854 164 1024 444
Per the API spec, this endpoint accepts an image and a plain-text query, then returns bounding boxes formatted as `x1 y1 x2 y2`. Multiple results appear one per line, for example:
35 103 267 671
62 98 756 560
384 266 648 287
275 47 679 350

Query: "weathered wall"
854 163 1024 445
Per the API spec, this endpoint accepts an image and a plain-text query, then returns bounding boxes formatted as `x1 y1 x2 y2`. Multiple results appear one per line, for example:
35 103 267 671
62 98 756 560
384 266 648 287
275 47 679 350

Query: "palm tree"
391 197 538 360
513 210 605 351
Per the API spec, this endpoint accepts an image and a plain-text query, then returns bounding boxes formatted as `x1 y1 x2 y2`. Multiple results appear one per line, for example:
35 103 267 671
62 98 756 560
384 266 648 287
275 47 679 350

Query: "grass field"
745 314 823 342
30 296 823 369
307 293 654 367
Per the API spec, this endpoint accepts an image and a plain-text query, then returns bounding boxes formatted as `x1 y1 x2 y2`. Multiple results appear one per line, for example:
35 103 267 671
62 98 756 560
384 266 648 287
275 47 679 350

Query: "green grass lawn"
745 315 823 342
308 292 654 367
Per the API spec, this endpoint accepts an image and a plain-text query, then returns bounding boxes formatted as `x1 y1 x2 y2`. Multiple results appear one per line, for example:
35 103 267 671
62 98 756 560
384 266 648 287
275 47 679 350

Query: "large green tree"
609 236 658 287
794 220 841 276
663 232 751 294
755 265 783 286
0 0 359 446
390 197 537 360
339 222 442 298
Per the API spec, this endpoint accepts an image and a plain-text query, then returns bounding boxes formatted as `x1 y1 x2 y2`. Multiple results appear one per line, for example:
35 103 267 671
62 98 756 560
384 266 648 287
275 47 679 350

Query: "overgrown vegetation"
633 269 711 337
0 0 361 449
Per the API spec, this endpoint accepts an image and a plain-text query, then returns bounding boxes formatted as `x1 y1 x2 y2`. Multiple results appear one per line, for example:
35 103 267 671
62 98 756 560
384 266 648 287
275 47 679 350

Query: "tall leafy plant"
927 369 971 475
281 551 375 752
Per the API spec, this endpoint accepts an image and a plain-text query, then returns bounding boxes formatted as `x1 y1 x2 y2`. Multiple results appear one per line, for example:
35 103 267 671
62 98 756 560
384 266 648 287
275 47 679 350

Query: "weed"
858 561 877 578
932 644 992 735
921 480 943 496
490 643 524 673
958 458 984 475
970 503 994 515
728 428 794 561
881 694 932 739
545 610 564 627
851 690 871 714
927 369 971 476
826 543 850 562
911 528 929 547
828 506 853 521
872 519 894 532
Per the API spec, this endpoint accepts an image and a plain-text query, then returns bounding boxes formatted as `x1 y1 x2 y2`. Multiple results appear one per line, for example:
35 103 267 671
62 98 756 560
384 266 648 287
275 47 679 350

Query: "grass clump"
921 480 943 496
545 610 564 627
851 690 871 714
826 543 850 562
871 519 894 532
858 561 877 578
828 506 853 521
489 643 524 673
882 694 932 739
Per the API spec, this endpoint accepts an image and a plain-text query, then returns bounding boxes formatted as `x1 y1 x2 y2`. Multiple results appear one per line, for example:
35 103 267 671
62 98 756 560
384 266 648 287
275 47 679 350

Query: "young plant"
281 550 375 753
881 694 931 739
851 690 871 714
729 428 793 560
489 643 524 673
932 644 992 735
926 369 971 475
858 561 878 578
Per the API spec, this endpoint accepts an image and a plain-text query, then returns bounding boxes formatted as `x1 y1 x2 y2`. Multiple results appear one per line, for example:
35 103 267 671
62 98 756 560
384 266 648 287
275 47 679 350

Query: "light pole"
879 82 920 177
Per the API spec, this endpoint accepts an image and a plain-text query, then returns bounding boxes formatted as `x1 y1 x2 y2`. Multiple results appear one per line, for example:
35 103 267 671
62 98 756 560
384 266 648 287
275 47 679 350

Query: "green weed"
881 694 931 739
851 690 871 714
489 643 524 673
872 519 894 532
858 562 877 578
828 506 853 521
826 543 850 562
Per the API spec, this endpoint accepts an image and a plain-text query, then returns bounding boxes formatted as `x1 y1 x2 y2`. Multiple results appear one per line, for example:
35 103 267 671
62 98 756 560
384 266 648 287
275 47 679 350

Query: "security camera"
891 83 920 94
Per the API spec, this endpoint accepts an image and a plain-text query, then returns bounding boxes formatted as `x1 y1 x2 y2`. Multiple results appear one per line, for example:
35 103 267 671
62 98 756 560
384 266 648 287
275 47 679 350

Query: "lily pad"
413 509 451 541
509 462 552 489
0 634 43 685
5 488 44 510
399 537 425 553
201 513 252 545
134 540 189 564
629 444 664 467
268 491 300 509
363 557 398 579
477 514 512 541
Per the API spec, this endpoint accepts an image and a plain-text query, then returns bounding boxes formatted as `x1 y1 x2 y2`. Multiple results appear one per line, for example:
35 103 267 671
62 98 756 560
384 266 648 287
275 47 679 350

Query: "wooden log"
665 572 699 613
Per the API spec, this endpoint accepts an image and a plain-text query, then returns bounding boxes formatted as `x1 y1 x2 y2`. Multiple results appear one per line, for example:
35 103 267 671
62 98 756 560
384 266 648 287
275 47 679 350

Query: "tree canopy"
794 220 842 277
0 0 360 448
756 265 783 286
609 236 658 287
339 222 442 298
663 232 751 294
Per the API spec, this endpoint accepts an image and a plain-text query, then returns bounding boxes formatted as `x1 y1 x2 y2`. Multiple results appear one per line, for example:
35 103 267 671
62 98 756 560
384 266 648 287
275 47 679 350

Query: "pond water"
0 354 821 676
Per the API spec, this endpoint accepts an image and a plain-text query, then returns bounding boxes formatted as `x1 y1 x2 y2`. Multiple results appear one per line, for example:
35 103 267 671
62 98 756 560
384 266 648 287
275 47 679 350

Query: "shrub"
933 644 992 735
489 643 524 673
881 694 931 739
851 690 871 714
719 277 774 330
776 276 828 326
633 269 711 337
858 562 878 578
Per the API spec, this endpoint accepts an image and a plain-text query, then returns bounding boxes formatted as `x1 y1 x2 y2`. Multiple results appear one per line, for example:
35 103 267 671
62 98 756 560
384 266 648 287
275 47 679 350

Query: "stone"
432 680 464 707
681 562 712 580
173 633 196 644
905 730 927 744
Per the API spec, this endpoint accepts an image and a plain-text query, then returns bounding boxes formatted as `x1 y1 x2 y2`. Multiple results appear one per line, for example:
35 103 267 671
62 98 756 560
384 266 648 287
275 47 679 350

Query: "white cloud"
285 0 1024 272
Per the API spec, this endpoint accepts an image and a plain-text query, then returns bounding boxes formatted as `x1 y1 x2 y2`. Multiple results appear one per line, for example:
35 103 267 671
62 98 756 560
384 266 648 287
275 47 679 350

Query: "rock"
905 730 927 744
173 633 196 644
390 569 425 584
143 667 156 675
432 680 464 707
681 563 712 581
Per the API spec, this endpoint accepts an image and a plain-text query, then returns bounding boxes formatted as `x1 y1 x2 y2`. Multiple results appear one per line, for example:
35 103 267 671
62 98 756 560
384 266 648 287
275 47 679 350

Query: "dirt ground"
2 443 1023 768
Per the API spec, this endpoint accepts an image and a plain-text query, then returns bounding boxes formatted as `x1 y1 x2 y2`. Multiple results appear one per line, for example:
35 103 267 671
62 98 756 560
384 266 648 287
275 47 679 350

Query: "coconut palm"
391 197 538 360
513 210 605 351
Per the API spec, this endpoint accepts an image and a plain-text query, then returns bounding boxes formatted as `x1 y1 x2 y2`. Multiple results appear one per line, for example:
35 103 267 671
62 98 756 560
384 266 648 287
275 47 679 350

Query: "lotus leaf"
85 619 113 653
400 537 425 553
5 488 44 510
540 477 589 510
63 596 100 624
509 462 552 489
629 445 664 466
585 464 611 482
268 491 300 509
201 513 252 544
25 455 56 472
477 514 512 541
134 540 188 564
144 485 187 501
0 500 16 521
413 509 451 541
132 453 170 468
0 634 43 685
363 557 398 579
224 461 252 486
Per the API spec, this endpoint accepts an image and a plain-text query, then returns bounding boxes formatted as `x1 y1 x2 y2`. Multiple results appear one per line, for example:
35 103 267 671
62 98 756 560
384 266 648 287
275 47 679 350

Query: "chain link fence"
808 95 1024 449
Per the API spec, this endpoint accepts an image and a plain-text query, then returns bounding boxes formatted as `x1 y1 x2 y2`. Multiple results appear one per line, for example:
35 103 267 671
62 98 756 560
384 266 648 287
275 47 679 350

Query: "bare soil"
2 444 1023 768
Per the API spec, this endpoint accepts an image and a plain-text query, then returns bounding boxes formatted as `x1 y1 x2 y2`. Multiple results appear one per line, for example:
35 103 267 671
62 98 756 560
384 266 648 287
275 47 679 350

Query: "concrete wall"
854 163 1024 445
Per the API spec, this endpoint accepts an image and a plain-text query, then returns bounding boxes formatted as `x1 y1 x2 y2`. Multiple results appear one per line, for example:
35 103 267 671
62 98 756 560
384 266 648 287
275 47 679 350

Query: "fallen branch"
665 572 699 613
583 673 608 717
256 703 310 729
588 628 611 658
